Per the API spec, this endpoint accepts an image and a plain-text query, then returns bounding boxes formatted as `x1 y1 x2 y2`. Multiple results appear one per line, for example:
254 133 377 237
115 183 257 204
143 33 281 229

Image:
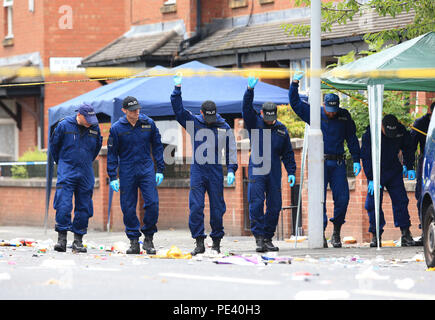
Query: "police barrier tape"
0 161 47 166
0 66 434 87
0 66 430 135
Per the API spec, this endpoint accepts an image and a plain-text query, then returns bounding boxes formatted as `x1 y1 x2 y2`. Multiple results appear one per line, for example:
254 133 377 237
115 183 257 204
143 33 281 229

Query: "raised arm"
242 76 261 130
170 73 196 129
289 74 311 124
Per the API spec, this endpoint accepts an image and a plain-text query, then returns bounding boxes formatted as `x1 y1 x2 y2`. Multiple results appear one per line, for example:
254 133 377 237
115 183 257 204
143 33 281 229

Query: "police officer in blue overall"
243 76 296 252
410 102 434 246
50 104 102 253
107 96 164 254
361 114 416 247
170 73 238 255
289 72 361 248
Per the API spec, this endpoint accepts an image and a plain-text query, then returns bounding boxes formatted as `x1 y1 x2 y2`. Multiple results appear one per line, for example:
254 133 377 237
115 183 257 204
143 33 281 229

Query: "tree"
282 0 435 42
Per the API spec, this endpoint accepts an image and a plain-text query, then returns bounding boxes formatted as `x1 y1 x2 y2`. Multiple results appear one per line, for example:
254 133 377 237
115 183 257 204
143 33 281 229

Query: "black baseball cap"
201 100 217 124
77 104 98 125
262 102 277 121
382 114 399 138
122 96 141 111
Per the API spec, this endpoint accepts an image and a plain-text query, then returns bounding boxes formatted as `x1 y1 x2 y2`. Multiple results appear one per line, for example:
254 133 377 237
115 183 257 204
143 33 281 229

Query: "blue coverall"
50 115 102 235
410 113 431 224
107 114 164 240
289 82 361 229
170 86 238 240
361 124 415 234
243 88 296 239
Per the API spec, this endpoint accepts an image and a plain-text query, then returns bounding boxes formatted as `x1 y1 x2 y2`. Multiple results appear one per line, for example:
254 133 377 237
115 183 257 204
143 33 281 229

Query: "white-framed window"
0 99 18 161
290 59 310 93
3 0 13 39
164 0 176 5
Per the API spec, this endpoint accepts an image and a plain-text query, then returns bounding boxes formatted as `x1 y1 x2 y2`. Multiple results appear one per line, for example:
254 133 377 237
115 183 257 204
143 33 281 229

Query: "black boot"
414 234 423 246
191 237 205 256
54 231 67 252
323 232 328 248
401 227 416 247
370 232 382 248
255 235 266 253
211 238 221 253
126 238 140 254
72 233 87 253
264 238 279 251
142 235 156 255
331 224 342 248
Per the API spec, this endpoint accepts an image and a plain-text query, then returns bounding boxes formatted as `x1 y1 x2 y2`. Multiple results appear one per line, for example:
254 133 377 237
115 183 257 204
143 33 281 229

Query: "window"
0 99 18 161
290 59 310 93
164 0 176 4
3 0 13 39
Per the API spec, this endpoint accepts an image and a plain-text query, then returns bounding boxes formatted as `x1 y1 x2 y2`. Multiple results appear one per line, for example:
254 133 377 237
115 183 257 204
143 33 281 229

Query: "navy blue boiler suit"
107 114 164 240
50 116 103 235
289 82 361 229
361 124 415 233
243 88 296 239
410 113 431 224
171 86 238 240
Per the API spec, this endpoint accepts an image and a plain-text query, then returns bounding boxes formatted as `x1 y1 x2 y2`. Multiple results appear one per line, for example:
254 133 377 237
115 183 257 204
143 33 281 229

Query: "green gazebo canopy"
321 32 435 92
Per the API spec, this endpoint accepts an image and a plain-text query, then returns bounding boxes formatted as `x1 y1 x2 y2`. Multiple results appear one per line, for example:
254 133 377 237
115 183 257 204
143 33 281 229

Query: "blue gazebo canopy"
48 60 298 128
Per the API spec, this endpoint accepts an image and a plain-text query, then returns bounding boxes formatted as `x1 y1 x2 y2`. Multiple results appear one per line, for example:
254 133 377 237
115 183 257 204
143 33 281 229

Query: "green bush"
11 147 47 179
277 104 306 138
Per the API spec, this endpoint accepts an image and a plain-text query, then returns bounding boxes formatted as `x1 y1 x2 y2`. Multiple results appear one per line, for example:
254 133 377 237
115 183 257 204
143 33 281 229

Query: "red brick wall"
300 162 422 243
0 140 423 242
0 0 45 57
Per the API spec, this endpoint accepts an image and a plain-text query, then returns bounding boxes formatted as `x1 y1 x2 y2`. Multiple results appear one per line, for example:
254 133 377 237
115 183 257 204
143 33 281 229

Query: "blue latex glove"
227 172 235 186
173 73 182 86
402 165 407 176
293 71 304 81
156 173 164 186
110 179 119 192
353 162 361 177
407 170 416 180
248 76 259 89
288 175 295 187
367 180 382 196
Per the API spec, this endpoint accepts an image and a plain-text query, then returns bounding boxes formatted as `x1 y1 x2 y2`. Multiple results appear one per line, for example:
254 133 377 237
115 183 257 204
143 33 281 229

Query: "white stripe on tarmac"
159 273 280 286
353 289 435 300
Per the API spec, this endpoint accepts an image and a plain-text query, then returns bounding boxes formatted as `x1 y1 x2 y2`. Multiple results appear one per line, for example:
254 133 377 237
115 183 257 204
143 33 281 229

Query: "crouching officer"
410 101 434 246
107 96 165 254
170 73 238 255
243 76 296 252
50 104 102 253
361 114 416 247
289 72 361 248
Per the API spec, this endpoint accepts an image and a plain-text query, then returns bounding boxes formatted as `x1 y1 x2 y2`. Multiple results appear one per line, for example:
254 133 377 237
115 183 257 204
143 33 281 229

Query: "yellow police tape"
1 66 431 136
0 66 434 88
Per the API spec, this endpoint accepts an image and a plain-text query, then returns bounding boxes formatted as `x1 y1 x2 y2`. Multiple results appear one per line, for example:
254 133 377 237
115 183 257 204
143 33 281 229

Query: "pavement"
0 225 425 260
1 225 434 302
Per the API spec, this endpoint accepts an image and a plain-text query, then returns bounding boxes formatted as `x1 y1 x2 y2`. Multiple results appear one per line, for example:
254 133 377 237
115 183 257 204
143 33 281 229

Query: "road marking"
159 272 280 286
353 289 435 300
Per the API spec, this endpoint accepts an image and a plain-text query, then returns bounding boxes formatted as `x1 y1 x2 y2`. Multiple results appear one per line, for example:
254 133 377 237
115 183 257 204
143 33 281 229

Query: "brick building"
0 1 433 243
0 0 129 160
